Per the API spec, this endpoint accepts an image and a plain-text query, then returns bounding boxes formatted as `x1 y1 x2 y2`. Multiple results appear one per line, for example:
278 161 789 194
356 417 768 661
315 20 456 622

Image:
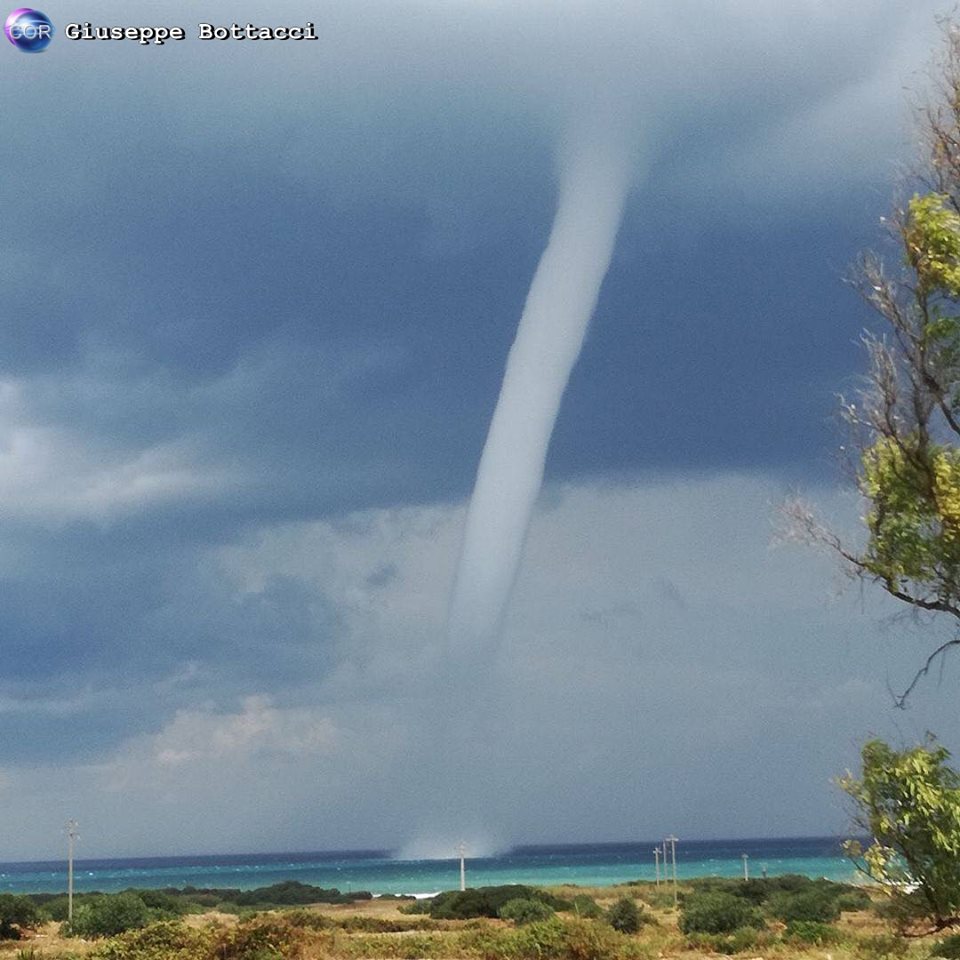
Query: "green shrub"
722 927 760 953
933 934 960 959
469 917 624 960
174 890 221 909
679 892 764 935
470 917 566 960
128 889 189 917
783 920 843 945
427 885 568 920
685 874 860 916
721 927 761 955
208 901 240 915
836 889 873 912
335 932 449 959
606 897 642 934
326 914 443 933
215 914 306 960
66 893 153 939
694 877 809 906
729 880 771 906
571 895 603 919
856 934 910 960
768 888 841 923
687 874 814 900
398 899 431 915
0 894 41 940
37 895 71 922
233 881 360 907
685 927 762 955
91 921 212 960
393 934 451 959
628 885 675 910
872 891 932 933
770 874 820 893
25 882 376 924
617 940 656 960
558 917 622 960
274 909 330 931
499 898 555 924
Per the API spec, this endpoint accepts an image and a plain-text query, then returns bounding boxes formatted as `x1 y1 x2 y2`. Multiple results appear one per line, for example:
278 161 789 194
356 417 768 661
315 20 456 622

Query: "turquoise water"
0 837 859 897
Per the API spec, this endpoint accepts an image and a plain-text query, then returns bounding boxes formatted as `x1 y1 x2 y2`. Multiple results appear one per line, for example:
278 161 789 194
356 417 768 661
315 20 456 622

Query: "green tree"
786 25 960 702
840 737 960 928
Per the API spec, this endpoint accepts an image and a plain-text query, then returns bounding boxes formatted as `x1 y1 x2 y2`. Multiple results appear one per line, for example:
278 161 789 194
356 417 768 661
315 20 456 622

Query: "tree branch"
892 636 960 708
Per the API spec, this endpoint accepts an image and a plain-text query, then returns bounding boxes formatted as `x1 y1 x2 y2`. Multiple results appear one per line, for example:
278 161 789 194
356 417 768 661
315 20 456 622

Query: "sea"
0 837 861 897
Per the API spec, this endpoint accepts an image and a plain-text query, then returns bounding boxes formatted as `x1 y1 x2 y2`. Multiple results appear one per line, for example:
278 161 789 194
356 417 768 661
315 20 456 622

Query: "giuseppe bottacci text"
62 21 318 45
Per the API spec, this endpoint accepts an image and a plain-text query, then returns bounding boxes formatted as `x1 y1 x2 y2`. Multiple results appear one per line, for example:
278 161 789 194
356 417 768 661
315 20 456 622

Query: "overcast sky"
2 0 958 860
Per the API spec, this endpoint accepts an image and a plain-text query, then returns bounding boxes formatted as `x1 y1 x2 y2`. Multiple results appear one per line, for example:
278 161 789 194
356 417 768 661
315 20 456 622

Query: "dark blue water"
0 837 857 896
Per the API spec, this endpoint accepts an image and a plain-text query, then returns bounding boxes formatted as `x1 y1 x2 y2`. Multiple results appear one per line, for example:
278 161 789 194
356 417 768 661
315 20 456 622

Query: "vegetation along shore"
0 873 957 960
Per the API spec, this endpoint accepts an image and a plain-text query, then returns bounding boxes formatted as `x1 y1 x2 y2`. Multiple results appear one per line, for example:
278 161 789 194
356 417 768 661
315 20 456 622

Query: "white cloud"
0 472 945 856
0 381 235 523
148 696 338 768
212 473 960 840
2 471 957 859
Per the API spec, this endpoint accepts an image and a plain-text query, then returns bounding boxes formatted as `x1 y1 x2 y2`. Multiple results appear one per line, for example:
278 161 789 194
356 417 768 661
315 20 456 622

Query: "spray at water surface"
402 122 640 855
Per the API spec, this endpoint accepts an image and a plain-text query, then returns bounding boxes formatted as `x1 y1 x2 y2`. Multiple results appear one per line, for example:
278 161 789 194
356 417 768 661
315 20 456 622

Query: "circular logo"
5 8 53 51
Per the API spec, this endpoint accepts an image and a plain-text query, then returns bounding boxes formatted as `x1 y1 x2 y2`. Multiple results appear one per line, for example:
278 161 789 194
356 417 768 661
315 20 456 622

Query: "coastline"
0 838 859 897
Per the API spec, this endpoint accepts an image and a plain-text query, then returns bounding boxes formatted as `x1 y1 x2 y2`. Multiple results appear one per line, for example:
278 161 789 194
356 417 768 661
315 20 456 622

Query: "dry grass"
0 920 97 957
1 887 954 960
309 900 416 921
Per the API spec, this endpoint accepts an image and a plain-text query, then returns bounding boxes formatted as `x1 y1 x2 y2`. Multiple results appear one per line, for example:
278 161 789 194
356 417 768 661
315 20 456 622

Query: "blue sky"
1 0 958 859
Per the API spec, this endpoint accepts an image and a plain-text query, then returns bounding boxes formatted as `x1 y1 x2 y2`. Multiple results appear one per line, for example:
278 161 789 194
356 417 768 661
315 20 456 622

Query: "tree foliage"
786 24 960 701
0 894 40 940
66 892 153 938
840 737 960 928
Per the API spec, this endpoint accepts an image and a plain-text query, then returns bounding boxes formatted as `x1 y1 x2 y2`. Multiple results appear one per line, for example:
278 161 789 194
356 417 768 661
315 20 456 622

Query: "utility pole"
665 835 678 908
458 841 466 892
653 847 660 886
66 819 79 923
741 853 749 880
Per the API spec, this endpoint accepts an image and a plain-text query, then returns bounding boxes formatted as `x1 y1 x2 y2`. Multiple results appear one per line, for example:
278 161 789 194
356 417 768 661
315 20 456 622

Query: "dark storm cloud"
0 0 952 852
1 1 935 505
